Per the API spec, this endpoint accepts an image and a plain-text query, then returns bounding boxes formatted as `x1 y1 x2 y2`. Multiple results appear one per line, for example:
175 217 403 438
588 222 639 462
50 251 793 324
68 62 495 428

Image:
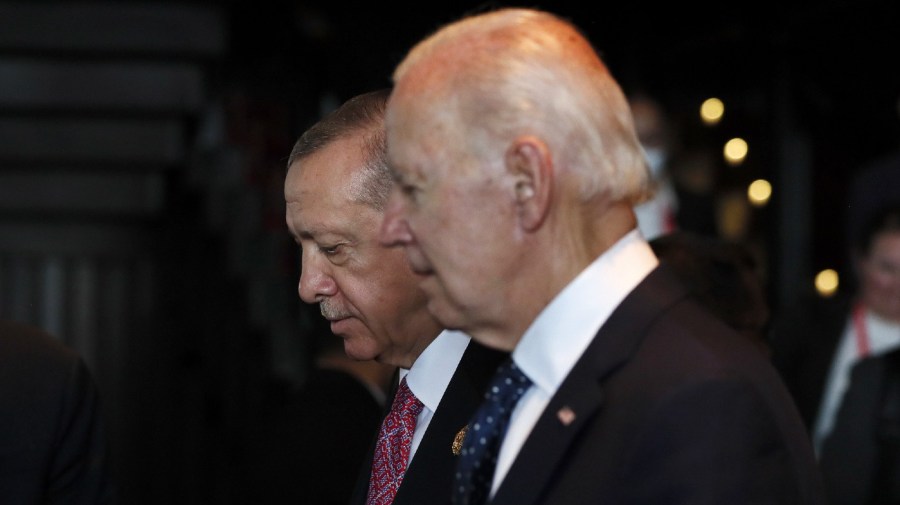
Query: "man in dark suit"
379 8 825 504
819 347 900 505
283 89 505 505
0 319 114 503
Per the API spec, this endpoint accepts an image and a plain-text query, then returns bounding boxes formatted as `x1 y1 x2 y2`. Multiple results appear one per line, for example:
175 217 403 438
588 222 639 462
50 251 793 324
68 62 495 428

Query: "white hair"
393 8 652 205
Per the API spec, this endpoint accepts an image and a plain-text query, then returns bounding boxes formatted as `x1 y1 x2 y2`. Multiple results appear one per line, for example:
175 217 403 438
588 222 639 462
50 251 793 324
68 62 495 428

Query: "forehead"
385 92 456 176
285 135 377 231
870 231 900 257
287 133 365 194
385 94 422 154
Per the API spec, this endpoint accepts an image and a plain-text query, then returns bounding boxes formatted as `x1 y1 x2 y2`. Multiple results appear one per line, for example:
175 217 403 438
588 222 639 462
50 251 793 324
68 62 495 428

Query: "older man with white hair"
380 8 825 505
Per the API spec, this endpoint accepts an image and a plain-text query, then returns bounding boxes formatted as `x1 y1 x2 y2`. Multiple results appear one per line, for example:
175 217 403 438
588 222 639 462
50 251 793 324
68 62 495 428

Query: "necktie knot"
394 377 424 419
454 360 533 505
367 377 424 505
484 361 531 412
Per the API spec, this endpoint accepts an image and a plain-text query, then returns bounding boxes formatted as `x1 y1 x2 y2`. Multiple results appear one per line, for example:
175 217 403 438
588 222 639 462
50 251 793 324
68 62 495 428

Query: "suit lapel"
491 266 688 505
394 341 507 505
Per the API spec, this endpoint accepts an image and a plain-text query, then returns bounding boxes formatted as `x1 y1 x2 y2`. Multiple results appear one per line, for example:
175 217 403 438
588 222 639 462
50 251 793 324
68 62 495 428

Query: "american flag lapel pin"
557 406 576 426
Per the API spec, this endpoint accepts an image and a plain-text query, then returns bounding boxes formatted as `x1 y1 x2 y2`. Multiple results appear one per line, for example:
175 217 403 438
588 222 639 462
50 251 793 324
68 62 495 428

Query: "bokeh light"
815 269 840 297
724 137 748 165
700 97 725 125
747 179 772 207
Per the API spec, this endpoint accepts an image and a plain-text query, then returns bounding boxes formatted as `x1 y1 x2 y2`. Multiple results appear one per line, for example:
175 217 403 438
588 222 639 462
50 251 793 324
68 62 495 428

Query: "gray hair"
287 89 393 210
393 8 651 205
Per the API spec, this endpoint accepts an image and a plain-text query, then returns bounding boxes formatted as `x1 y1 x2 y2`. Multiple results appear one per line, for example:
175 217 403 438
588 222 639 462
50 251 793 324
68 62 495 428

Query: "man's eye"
320 244 342 256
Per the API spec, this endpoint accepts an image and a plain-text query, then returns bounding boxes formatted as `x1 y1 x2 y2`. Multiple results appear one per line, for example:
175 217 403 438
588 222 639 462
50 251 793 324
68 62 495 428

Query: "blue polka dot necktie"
454 360 533 505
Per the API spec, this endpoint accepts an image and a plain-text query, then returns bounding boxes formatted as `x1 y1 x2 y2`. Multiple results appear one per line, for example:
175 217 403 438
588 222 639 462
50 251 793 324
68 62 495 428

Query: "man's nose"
298 257 337 303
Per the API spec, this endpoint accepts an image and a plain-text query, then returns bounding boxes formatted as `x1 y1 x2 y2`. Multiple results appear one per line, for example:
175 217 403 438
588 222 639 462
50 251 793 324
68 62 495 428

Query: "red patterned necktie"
367 376 424 505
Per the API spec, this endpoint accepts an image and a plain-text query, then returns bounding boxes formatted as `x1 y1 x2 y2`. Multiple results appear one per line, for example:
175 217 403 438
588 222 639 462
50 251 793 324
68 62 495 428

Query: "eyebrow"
294 225 356 244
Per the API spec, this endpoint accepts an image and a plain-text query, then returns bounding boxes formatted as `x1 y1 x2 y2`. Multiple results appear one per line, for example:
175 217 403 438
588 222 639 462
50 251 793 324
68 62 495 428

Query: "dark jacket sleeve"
45 357 115 504
0 320 114 504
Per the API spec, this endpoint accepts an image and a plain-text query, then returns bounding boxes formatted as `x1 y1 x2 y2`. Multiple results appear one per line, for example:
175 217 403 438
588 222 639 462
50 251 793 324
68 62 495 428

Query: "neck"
477 200 637 351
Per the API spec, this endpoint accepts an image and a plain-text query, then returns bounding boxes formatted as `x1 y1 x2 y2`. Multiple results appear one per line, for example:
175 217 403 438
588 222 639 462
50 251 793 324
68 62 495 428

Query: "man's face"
379 95 516 338
285 134 434 366
860 230 900 322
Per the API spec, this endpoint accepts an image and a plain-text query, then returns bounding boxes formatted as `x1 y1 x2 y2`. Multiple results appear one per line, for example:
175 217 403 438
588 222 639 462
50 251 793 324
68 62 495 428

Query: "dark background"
1 0 898 502
231 0 900 277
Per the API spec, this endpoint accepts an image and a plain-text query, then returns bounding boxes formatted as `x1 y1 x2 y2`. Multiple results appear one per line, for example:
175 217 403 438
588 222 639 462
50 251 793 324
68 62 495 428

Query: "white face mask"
642 147 667 179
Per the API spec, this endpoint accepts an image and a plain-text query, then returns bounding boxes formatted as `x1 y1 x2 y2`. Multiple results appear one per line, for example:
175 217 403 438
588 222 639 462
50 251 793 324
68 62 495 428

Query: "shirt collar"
400 330 471 412
864 306 900 355
513 229 658 394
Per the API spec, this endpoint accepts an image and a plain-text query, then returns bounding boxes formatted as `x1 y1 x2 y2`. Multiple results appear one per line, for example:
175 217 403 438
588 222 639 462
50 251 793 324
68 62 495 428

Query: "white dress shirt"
398 329 471 464
491 229 659 495
813 306 900 455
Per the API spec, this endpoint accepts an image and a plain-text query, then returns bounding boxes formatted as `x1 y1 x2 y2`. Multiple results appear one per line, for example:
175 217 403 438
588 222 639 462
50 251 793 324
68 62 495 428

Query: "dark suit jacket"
0 320 114 504
769 294 852 430
819 348 900 505
490 266 825 505
350 340 507 505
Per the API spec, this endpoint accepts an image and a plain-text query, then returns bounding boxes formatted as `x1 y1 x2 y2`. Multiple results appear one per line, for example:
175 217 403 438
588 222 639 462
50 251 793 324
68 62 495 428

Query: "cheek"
381 268 427 307
353 254 426 314
407 205 444 243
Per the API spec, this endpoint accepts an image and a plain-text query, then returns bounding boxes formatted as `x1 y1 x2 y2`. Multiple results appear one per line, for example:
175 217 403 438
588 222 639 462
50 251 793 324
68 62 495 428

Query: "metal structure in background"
0 3 262 503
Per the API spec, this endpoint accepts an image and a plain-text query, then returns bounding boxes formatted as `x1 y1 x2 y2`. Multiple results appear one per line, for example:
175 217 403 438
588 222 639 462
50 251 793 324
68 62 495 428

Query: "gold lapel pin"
557 406 576 426
452 425 469 456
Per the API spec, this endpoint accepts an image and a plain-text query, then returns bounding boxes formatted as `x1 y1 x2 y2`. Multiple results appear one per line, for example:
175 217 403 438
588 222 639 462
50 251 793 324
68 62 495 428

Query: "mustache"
319 301 351 321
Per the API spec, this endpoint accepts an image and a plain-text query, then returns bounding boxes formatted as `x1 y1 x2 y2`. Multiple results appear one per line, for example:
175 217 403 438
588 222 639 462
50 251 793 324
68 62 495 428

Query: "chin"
426 296 467 331
342 338 380 362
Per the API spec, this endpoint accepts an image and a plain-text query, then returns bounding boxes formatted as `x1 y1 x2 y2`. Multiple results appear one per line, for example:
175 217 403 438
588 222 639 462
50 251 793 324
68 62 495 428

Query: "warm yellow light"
700 98 724 125
724 138 748 165
747 179 772 207
815 269 840 297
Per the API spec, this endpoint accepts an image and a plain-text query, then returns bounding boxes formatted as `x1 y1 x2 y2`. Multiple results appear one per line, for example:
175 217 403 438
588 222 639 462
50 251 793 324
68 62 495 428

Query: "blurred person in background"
808 204 900 505
0 319 114 504
771 204 900 469
650 231 771 355
630 92 680 241
845 93 900 260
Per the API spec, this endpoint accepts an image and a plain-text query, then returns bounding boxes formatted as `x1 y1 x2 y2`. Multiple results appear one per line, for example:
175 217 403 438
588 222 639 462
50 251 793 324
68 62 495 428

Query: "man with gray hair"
379 8 825 505
284 89 505 505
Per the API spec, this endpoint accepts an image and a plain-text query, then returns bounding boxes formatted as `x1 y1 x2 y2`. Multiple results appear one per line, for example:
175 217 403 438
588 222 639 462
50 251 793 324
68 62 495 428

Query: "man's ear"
505 136 553 231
